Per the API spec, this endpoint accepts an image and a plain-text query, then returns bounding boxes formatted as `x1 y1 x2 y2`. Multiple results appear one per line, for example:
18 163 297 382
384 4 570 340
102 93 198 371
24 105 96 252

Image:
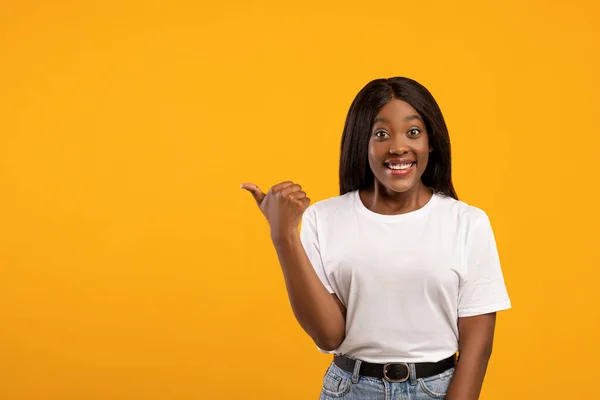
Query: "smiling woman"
242 77 511 400
339 77 456 206
369 99 433 197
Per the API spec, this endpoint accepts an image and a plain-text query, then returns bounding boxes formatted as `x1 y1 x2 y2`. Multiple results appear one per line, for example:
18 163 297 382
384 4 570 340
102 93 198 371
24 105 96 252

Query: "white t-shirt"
299 190 511 363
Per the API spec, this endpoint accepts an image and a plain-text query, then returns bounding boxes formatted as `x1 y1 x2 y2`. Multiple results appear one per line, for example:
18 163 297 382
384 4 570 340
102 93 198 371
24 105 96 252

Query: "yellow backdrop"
1 0 599 399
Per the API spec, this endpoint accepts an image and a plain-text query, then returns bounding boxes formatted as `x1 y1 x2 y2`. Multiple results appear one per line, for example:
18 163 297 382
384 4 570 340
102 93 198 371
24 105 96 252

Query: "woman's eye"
408 129 421 136
374 131 388 138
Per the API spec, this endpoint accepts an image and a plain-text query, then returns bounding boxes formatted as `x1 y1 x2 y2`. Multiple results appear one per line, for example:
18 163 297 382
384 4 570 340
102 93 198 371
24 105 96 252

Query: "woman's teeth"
386 162 414 170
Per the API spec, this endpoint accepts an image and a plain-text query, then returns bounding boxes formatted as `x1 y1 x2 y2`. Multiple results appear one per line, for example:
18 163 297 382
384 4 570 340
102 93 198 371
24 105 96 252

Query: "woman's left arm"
445 312 496 400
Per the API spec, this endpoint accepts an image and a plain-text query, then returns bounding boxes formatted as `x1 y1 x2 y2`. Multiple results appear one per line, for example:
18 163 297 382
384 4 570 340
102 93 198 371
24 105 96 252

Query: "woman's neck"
360 182 433 216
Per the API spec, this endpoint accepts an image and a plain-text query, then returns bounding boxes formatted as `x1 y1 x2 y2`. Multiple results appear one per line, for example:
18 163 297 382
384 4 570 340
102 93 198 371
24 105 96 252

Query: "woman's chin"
380 179 418 194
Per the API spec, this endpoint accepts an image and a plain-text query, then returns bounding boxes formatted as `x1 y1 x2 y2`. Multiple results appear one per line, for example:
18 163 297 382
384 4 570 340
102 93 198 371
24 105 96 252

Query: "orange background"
1 1 599 399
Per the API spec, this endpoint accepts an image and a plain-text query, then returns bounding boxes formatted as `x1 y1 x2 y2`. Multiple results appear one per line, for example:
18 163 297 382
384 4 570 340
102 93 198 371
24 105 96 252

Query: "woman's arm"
446 312 496 400
241 181 346 351
272 230 346 351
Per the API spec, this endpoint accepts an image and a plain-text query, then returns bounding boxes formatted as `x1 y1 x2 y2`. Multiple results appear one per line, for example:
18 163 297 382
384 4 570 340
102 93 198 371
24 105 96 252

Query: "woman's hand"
241 181 310 239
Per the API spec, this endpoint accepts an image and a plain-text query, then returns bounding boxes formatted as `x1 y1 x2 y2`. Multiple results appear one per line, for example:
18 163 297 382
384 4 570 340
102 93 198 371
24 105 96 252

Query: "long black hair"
339 77 458 200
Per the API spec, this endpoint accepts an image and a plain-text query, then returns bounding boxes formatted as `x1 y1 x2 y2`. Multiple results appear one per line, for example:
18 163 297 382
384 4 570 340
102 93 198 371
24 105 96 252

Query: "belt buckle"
383 362 409 383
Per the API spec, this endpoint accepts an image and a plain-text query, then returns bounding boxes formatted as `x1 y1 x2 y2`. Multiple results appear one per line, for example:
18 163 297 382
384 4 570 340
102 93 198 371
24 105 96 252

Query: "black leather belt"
333 354 457 382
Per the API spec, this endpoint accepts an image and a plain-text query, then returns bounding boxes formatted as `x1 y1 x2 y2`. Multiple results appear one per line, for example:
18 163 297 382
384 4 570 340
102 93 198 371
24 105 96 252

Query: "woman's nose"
388 134 409 155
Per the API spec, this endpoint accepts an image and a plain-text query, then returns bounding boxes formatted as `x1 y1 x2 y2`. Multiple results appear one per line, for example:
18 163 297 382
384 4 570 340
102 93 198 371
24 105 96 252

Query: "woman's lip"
385 163 415 176
384 159 416 164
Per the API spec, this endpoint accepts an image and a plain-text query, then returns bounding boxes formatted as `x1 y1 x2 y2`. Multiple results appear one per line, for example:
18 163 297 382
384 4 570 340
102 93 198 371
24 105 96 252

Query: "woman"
241 77 511 399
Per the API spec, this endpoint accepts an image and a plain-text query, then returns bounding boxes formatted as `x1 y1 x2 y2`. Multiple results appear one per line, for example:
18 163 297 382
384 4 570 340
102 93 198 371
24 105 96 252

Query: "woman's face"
368 98 432 194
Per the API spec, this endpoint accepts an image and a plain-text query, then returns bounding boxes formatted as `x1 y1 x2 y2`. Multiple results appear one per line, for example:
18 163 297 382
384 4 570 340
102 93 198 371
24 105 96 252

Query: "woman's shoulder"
304 190 356 219
433 192 490 224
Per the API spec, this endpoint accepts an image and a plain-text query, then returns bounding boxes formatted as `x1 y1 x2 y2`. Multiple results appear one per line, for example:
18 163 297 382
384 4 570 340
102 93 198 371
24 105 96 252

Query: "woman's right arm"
241 180 346 351
272 230 346 351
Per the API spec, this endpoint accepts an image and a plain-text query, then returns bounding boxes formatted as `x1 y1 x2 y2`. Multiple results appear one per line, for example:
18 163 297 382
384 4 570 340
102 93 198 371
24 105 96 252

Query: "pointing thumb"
240 183 266 206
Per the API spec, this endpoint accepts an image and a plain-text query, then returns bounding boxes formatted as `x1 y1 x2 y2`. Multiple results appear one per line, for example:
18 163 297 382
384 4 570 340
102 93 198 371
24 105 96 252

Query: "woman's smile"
384 159 416 176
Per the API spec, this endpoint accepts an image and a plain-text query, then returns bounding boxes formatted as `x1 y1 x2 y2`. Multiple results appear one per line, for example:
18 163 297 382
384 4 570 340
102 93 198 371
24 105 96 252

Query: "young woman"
241 77 511 400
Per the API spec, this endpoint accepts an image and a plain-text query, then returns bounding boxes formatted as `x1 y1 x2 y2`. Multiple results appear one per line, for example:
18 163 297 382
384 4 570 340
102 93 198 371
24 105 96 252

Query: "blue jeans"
319 360 455 400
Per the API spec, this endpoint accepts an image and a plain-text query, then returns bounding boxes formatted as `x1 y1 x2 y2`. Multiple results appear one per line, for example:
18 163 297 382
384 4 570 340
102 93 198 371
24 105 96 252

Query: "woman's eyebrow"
374 115 423 123
405 115 423 122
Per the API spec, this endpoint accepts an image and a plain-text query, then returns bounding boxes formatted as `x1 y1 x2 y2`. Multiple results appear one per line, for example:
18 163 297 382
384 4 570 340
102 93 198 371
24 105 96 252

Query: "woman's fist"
241 181 311 238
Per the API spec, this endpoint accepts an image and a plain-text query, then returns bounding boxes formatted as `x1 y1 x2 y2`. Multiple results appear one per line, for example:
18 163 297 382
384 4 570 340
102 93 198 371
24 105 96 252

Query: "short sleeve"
299 206 335 294
458 212 512 317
